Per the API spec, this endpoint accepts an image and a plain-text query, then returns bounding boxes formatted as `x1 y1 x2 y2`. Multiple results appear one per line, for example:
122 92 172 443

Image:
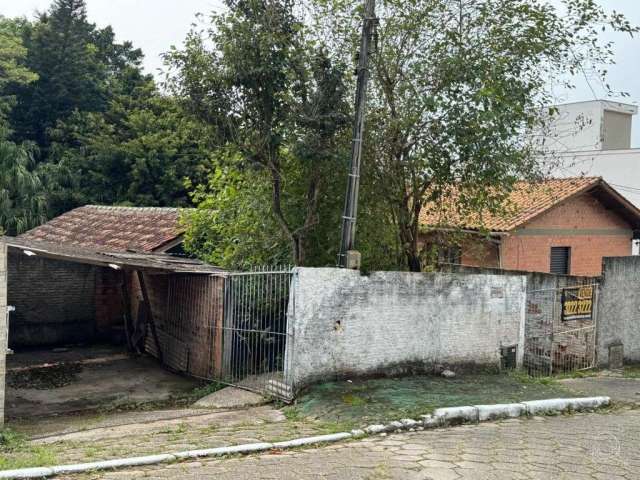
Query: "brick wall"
0 241 7 425
459 193 632 276
501 194 632 276
7 251 98 347
95 268 125 337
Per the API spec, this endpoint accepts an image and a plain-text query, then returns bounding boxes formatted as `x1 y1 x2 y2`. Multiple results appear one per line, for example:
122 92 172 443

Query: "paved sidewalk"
72 410 640 480
560 376 640 404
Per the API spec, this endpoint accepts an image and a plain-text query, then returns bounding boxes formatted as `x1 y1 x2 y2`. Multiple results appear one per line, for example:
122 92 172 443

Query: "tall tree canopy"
0 16 46 235
165 0 352 266
9 0 147 153
310 0 637 271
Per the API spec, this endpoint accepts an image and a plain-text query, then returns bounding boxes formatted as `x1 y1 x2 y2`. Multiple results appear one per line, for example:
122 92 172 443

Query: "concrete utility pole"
338 0 377 269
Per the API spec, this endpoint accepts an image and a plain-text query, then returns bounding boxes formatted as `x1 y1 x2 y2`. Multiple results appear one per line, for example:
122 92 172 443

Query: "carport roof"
2 237 225 274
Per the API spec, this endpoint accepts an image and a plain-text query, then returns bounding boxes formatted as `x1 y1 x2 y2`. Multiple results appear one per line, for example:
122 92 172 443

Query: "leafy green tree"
43 81 210 214
165 0 351 266
313 0 637 271
0 17 38 128
9 0 147 153
0 134 48 235
0 16 46 235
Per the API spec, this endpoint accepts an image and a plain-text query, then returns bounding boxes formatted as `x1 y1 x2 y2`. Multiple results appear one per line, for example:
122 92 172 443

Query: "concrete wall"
597 256 640 365
544 100 637 153
286 268 526 389
0 241 7 425
438 263 597 291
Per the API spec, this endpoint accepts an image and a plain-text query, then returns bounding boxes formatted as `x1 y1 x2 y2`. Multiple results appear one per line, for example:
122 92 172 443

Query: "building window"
550 247 571 275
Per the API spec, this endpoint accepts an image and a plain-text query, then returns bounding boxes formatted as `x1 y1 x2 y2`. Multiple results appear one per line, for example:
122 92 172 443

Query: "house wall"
500 193 632 276
597 256 640 365
7 252 99 347
286 268 526 389
0 241 7 425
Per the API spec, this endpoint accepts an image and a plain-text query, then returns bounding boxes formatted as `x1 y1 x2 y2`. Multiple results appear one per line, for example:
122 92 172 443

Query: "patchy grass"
0 429 58 470
188 381 226 402
623 365 640 379
283 372 574 428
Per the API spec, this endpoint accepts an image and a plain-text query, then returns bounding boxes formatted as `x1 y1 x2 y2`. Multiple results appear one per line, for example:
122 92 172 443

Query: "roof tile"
20 205 187 253
419 177 602 232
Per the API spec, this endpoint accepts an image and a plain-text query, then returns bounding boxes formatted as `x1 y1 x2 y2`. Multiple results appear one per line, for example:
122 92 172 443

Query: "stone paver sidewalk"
4 406 323 468
72 410 640 480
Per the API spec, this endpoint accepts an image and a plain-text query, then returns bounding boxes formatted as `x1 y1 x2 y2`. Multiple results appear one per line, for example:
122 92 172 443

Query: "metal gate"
214 268 295 401
524 284 598 377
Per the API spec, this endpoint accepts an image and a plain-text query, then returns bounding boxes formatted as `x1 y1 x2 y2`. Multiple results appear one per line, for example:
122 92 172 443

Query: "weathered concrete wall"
0 240 7 425
438 264 597 291
286 268 526 388
597 256 640 365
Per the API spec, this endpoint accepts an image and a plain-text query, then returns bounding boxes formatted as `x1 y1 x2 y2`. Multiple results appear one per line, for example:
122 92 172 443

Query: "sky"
2 0 640 144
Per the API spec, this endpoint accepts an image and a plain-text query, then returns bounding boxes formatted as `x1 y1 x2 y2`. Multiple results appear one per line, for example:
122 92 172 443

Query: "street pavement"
78 409 640 480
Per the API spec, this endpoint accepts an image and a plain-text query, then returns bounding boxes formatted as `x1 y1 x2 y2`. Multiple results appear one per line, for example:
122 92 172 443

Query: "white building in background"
544 99 640 253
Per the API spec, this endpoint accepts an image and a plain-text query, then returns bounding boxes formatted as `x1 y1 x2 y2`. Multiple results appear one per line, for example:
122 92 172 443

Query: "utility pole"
338 0 377 269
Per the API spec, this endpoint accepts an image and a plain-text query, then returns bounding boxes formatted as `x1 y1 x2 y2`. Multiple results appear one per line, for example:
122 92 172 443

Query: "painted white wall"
544 100 637 153
285 268 526 388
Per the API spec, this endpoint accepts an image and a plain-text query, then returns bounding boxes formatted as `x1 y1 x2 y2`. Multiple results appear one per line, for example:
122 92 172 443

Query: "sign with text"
561 286 595 322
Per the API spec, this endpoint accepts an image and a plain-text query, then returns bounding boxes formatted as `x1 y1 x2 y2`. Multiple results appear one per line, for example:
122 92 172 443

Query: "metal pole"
338 0 377 268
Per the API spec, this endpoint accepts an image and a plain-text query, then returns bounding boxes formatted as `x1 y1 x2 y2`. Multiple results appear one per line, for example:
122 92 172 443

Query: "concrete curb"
0 396 610 479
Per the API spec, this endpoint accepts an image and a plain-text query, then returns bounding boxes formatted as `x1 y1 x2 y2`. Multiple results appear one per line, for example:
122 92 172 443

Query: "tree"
0 17 38 128
313 0 637 271
0 16 46 235
9 0 147 153
44 81 211 214
0 135 48 235
165 0 351 266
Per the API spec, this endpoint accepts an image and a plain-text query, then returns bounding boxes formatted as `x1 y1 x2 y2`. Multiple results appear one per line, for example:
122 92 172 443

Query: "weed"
189 382 226 401
342 393 368 407
623 365 640 378
508 370 556 385
0 428 58 470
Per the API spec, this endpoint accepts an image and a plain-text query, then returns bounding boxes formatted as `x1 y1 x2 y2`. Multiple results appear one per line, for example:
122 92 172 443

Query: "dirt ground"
5 346 199 419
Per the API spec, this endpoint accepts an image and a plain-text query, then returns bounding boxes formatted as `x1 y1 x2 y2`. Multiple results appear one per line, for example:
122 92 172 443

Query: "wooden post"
120 271 135 353
136 270 163 362
213 276 225 378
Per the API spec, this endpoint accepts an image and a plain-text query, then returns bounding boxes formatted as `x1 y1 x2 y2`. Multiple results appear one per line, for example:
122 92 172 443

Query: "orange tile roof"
419 177 603 233
20 205 188 253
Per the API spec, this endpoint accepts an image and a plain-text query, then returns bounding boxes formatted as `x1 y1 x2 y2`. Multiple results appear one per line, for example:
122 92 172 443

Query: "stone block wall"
286 268 527 389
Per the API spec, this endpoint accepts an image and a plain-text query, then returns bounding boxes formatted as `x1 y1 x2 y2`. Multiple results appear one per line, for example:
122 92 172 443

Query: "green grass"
283 371 574 428
0 429 58 470
623 365 640 378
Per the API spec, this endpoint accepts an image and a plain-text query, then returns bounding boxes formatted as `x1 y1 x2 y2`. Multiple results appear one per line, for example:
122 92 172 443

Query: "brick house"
420 177 640 276
8 206 189 347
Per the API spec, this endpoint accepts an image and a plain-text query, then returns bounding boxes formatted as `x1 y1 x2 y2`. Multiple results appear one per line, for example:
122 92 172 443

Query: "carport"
0 237 226 424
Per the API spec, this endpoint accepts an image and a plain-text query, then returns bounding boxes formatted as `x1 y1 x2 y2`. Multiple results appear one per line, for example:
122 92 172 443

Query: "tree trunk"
406 251 422 272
